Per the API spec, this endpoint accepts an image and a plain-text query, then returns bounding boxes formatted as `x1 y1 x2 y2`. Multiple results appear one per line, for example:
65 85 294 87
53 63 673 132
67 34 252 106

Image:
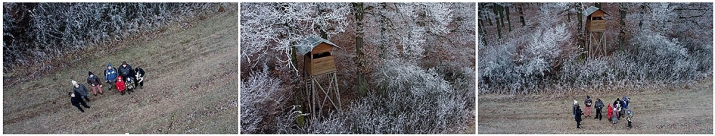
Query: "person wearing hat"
104 63 118 90
572 100 579 119
72 80 90 102
116 76 127 95
69 92 90 112
87 71 103 96
573 101 583 128
584 96 593 118
118 61 134 81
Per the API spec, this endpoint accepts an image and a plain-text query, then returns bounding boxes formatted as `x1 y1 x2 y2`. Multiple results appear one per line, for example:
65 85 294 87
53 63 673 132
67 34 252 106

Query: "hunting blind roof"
296 35 341 55
583 6 609 17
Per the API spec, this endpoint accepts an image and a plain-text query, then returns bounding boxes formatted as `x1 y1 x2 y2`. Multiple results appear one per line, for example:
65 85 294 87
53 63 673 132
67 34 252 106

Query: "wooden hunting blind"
584 6 608 32
583 6 609 59
297 35 341 76
296 35 342 121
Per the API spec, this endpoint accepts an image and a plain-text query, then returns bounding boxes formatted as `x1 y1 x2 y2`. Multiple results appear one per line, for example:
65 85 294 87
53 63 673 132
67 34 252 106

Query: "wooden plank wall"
310 56 336 76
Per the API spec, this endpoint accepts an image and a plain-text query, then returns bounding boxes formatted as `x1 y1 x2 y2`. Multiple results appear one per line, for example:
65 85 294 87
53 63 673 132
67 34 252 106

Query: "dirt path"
478 78 713 134
3 10 238 134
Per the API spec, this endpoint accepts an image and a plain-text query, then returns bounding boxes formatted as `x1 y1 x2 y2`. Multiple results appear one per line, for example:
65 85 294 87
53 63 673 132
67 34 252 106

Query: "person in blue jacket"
622 96 629 109
104 63 118 90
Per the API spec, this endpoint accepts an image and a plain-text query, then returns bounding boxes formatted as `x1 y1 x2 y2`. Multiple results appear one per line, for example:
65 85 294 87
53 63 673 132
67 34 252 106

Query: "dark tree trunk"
519 4 525 27
494 4 502 39
352 2 367 96
619 4 627 51
505 5 511 32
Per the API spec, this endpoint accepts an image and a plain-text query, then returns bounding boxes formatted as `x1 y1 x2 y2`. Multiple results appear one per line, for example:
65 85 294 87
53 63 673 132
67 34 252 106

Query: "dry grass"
478 78 713 134
3 9 238 134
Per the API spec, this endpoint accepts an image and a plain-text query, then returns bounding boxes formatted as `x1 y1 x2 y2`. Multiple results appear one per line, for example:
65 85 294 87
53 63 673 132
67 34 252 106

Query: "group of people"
572 96 632 129
69 61 146 113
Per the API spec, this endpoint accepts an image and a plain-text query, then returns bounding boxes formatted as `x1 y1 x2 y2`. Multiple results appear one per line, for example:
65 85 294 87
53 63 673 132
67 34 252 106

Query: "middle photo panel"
240 2 476 134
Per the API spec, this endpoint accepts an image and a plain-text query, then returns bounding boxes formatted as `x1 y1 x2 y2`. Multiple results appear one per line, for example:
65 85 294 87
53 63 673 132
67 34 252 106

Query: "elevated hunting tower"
296 35 342 120
584 6 609 59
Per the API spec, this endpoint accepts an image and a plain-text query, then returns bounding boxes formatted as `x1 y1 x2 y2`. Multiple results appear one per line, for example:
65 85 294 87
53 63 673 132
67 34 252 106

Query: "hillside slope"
3 10 238 134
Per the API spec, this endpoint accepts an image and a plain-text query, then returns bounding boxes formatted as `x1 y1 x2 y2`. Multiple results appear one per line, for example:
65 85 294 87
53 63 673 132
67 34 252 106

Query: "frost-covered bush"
241 65 285 134
3 3 232 72
299 60 473 134
558 31 710 88
478 3 712 94
479 22 571 94
268 59 474 134
629 32 705 81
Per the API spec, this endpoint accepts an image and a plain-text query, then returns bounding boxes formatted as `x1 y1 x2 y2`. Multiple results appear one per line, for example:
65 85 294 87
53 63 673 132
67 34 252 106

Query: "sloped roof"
296 35 341 55
583 6 608 17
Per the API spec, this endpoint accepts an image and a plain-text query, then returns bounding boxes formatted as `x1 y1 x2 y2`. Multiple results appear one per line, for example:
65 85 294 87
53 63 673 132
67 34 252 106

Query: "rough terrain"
3 10 238 134
479 78 713 134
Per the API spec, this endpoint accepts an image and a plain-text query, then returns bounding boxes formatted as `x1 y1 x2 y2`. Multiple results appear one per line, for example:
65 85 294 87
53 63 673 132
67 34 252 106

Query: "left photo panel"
3 3 239 134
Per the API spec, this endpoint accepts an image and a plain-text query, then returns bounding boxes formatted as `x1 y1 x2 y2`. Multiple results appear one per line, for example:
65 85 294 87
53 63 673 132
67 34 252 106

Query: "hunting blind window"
313 52 331 59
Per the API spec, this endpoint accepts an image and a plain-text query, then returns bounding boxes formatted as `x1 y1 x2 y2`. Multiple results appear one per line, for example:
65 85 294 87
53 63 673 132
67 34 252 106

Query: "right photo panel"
478 3 713 134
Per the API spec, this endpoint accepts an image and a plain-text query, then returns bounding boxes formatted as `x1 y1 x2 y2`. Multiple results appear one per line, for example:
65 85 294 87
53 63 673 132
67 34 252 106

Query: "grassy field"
478 78 713 134
3 9 238 134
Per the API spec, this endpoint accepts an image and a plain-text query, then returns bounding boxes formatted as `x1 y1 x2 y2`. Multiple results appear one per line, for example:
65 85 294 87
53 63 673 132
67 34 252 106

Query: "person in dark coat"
134 67 145 89
574 104 583 128
616 98 625 119
594 98 604 120
69 92 90 112
87 71 103 96
572 100 579 119
72 80 90 102
118 61 134 81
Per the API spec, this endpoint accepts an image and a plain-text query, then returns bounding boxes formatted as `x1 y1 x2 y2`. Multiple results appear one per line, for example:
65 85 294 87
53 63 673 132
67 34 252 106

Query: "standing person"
607 103 613 122
87 71 103 96
69 92 90 112
574 104 583 128
584 96 593 118
105 63 118 90
616 102 623 119
116 76 127 95
622 96 629 110
118 61 133 81
594 98 604 120
572 100 579 119
134 67 145 89
626 110 633 128
612 103 619 124
621 96 629 118
72 80 90 102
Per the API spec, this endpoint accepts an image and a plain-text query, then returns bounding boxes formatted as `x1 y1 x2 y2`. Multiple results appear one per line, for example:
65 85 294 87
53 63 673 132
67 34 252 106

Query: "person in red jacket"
116 76 126 95
607 103 613 122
